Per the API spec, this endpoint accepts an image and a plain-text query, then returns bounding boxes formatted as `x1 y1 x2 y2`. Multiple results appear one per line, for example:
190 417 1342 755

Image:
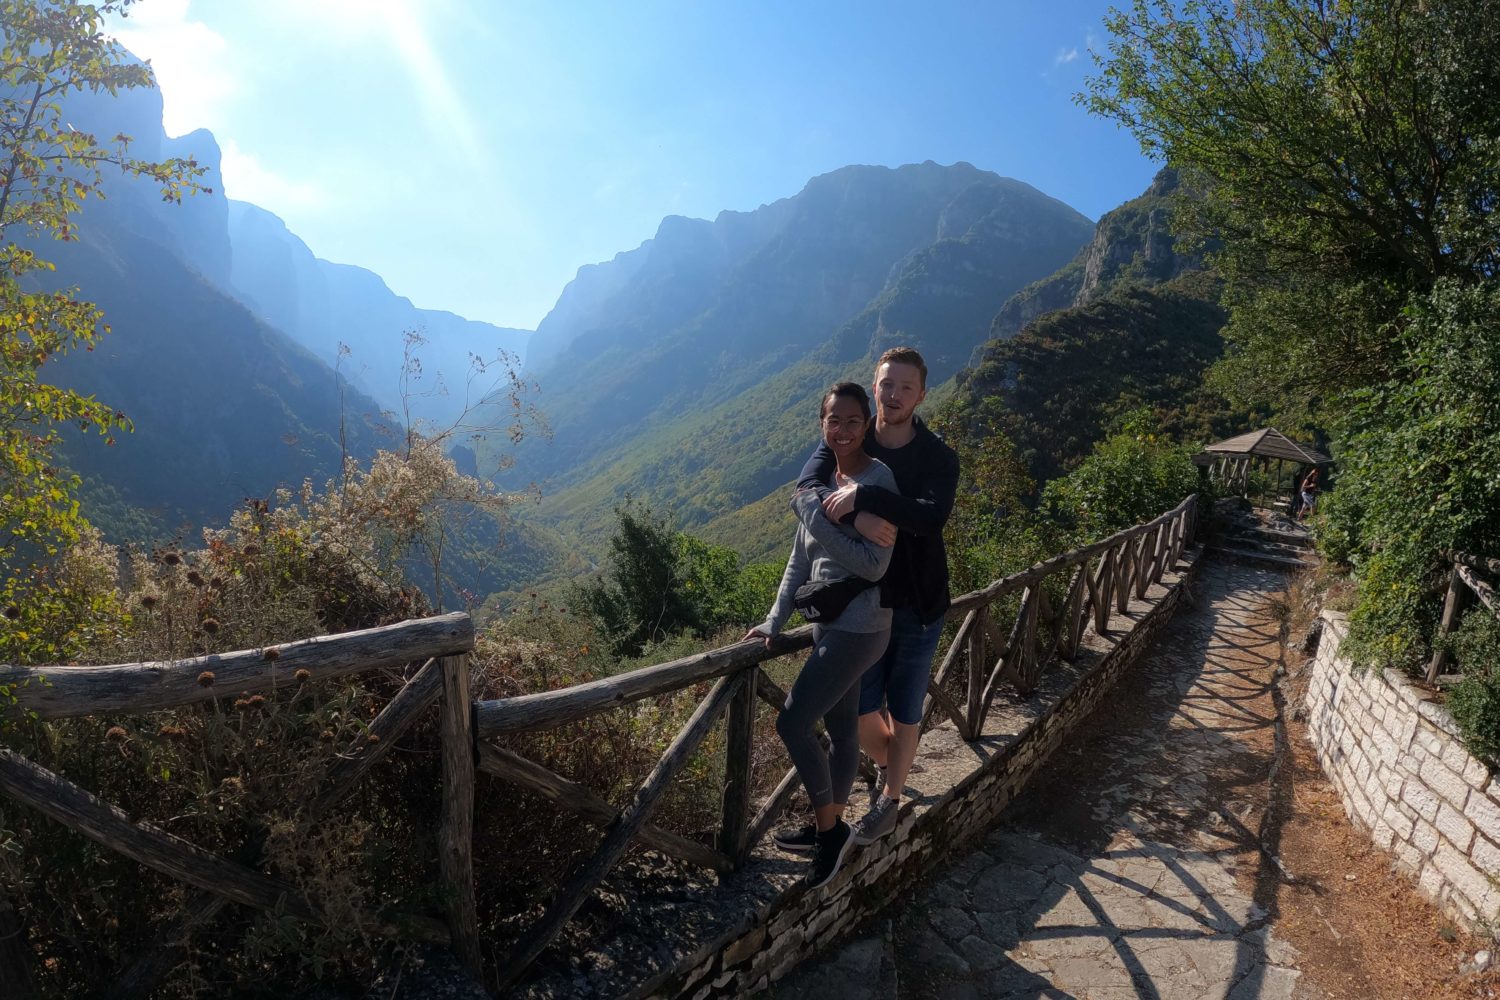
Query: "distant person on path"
1299 467 1320 519
745 382 897 888
793 347 960 847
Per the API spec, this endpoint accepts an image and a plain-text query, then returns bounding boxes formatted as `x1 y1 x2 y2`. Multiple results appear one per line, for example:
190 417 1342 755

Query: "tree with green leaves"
578 501 708 656
1083 0 1500 692
1084 0 1500 420
1 0 206 657
578 500 777 657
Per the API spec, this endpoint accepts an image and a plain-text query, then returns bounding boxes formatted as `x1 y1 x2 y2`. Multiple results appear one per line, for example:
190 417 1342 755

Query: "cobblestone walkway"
773 560 1312 1000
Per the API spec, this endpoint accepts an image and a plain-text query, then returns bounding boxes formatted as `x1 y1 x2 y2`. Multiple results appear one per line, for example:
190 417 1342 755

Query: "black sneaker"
806 820 855 890
772 822 818 855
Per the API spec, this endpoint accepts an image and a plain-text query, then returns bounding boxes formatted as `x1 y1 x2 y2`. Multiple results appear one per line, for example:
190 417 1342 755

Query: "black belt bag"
793 576 875 623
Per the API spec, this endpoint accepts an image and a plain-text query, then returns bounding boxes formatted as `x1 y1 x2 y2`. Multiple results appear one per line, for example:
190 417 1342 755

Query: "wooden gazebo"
1202 428 1329 505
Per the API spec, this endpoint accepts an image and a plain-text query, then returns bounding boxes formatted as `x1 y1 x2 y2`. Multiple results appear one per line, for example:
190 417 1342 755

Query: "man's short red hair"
877 347 928 389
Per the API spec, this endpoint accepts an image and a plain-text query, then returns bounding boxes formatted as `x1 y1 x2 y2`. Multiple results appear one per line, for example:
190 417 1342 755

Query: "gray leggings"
776 626 891 810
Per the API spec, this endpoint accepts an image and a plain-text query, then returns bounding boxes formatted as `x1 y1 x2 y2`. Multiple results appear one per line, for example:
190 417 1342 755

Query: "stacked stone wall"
1304 612 1499 936
622 552 1203 999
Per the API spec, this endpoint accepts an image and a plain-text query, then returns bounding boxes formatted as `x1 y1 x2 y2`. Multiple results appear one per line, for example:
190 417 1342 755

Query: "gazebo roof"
1204 428 1329 464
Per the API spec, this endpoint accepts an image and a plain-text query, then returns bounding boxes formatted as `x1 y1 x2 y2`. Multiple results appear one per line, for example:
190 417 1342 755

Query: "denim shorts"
858 607 944 725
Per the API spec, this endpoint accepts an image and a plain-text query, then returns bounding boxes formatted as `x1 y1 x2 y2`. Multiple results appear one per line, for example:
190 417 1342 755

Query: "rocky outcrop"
987 167 1200 345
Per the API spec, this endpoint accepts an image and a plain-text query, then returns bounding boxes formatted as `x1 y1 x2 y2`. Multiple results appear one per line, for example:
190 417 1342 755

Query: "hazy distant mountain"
36 73 527 537
226 202 531 429
43 213 392 535
504 162 1094 551
52 74 234 288
34 81 389 533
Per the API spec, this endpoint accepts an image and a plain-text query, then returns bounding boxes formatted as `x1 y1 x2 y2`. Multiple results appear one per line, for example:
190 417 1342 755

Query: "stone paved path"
772 559 1314 1000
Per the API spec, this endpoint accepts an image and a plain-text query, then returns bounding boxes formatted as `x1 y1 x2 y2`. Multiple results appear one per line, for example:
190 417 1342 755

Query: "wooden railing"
0 495 1200 994
0 613 479 998
476 493 1199 989
1426 551 1500 682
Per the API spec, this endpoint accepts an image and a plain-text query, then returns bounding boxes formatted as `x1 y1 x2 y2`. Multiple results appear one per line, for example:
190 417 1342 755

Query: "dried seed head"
2 605 18 620
201 618 221 634
186 570 205 586
366 733 381 744
157 724 187 739
210 577 226 590
294 668 311 683
161 552 182 567
319 729 335 743
246 694 266 710
141 595 159 609
197 671 215 687
105 725 128 742
262 647 280 661
242 544 262 557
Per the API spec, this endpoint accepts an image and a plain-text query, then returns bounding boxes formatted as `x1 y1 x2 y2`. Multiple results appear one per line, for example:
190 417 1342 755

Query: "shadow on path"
773 560 1308 1000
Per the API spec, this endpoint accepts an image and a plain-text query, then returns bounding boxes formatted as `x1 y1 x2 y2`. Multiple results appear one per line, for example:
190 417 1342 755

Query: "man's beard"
878 404 914 426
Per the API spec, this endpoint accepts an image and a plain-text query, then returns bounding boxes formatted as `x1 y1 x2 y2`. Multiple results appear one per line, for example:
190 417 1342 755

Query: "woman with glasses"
743 381 896 888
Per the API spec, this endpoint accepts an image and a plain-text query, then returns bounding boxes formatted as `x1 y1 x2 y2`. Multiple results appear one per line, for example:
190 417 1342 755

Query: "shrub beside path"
772 560 1496 1000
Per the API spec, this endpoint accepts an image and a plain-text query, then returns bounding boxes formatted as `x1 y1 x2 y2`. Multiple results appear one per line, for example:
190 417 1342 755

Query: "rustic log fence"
0 495 1199 994
0 612 478 999
1426 550 1500 683
475 493 1198 990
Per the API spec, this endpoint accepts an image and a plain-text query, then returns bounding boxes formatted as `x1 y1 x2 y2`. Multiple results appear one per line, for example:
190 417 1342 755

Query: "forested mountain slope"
507 162 1094 551
945 169 1230 484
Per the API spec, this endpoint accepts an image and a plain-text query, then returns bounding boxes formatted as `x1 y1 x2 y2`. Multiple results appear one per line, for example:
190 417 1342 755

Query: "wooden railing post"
1060 564 1087 660
719 666 757 866
1091 551 1113 634
1009 587 1042 695
1114 538 1135 613
1037 585 1058 657
438 653 482 980
1134 528 1153 599
965 607 987 736
1426 563 1471 683
923 610 978 739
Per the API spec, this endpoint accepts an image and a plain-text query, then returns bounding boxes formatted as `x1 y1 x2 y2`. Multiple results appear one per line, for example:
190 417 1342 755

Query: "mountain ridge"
488 162 1095 576
503 162 1092 496
225 200 532 431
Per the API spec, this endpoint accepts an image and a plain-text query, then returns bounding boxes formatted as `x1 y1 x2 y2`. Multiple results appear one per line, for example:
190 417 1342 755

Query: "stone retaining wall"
620 550 1204 999
1304 611 1499 936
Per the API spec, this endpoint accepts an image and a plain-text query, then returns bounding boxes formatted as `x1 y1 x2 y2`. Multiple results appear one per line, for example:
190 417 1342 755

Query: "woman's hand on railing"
742 627 774 650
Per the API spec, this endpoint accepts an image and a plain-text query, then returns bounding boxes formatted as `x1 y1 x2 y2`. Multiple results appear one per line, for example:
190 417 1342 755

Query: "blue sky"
109 1 1157 331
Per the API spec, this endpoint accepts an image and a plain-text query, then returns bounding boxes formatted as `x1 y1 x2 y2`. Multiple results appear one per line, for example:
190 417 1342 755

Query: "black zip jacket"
796 415 959 624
